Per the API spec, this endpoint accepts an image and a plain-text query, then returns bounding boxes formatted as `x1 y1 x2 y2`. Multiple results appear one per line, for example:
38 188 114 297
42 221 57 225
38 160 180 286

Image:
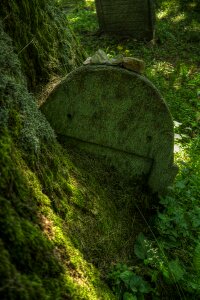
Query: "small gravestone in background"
95 0 155 40
41 53 178 195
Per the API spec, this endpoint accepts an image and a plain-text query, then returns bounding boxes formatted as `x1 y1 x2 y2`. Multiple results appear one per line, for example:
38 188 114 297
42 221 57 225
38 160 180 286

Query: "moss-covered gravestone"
41 65 178 194
95 0 155 40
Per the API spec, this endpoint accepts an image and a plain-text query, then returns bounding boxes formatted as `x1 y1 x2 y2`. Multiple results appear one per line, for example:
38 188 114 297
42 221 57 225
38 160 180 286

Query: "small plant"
108 263 152 300
134 232 185 283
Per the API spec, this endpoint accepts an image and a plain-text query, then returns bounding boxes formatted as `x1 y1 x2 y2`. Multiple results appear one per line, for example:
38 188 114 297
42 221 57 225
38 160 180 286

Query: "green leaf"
120 270 134 285
129 276 140 292
168 259 185 282
129 274 151 294
138 280 151 293
123 292 137 300
134 233 148 260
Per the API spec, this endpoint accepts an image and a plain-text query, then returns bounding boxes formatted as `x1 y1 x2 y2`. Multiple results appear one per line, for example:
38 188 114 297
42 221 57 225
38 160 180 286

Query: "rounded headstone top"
42 65 178 194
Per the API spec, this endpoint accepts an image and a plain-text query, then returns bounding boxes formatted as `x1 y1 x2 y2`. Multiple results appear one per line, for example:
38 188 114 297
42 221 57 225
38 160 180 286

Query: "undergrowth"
66 0 200 298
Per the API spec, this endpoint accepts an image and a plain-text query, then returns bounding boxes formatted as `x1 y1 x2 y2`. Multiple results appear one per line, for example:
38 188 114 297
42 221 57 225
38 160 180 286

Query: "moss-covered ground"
0 133 116 299
0 103 150 299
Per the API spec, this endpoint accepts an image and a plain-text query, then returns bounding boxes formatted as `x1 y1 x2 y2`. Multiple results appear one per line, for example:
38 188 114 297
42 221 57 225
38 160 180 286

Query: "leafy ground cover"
65 0 200 298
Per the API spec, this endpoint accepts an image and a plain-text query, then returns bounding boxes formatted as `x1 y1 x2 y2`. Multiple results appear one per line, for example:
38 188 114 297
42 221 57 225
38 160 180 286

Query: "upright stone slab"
41 65 178 194
95 0 155 40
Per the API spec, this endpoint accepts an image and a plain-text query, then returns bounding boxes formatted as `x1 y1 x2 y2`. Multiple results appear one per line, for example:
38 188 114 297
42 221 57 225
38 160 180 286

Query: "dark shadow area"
59 139 156 273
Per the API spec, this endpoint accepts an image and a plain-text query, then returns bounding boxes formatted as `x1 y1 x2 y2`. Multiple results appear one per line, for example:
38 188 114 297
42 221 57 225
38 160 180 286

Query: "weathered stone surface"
95 0 155 40
122 57 145 73
41 65 178 194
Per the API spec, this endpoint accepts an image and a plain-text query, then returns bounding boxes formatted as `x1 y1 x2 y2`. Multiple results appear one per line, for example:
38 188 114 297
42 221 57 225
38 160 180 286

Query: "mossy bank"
0 1 150 299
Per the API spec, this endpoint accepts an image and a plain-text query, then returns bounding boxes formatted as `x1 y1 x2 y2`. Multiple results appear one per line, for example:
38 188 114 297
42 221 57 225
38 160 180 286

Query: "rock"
90 49 108 64
41 65 178 194
109 55 123 66
122 57 145 74
83 57 92 65
83 50 110 65
83 50 145 74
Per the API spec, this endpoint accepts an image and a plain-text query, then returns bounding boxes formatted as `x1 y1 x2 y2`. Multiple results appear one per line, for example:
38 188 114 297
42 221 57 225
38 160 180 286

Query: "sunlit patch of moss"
157 9 171 20
171 13 186 23
60 239 115 299
20 165 51 207
36 200 116 299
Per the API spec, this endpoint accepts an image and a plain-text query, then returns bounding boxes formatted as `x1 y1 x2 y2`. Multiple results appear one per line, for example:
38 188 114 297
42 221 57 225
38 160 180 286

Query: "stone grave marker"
41 64 178 194
95 0 155 40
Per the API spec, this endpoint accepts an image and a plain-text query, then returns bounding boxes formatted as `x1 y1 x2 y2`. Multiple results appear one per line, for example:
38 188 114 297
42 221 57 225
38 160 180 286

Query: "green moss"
0 241 48 300
0 19 116 297
0 117 148 299
0 131 118 299
0 0 85 91
0 21 55 153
